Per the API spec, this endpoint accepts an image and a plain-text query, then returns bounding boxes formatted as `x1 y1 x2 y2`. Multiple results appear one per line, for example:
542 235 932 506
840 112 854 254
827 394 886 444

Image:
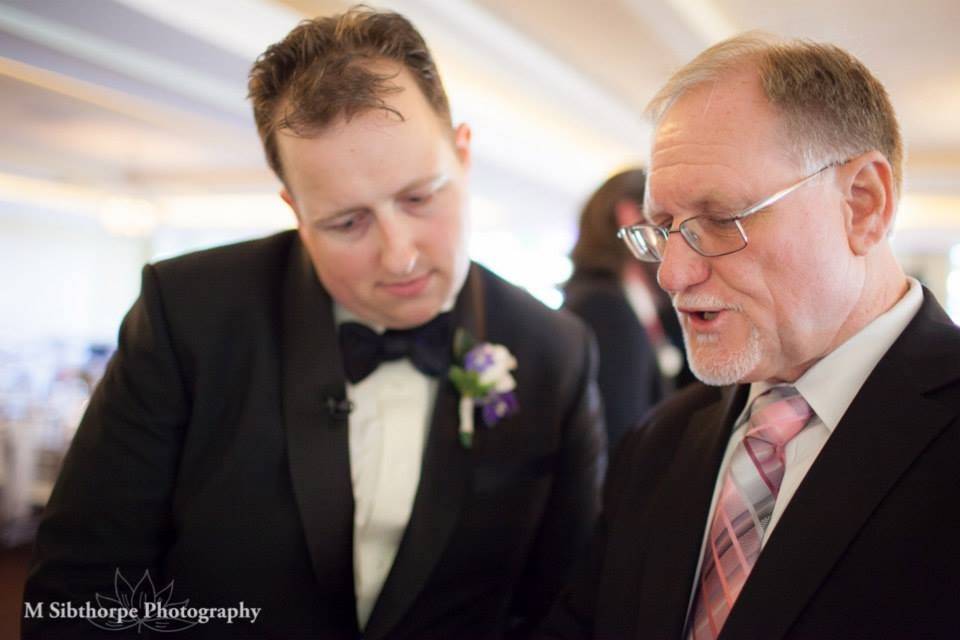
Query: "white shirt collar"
334 303 382 332
745 277 922 431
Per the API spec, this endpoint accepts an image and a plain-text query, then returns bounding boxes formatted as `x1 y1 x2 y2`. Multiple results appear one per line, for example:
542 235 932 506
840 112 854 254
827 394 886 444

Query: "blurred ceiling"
0 0 958 251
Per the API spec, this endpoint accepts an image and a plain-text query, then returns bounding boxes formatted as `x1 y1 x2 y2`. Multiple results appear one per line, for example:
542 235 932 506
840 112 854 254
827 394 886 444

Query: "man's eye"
404 192 433 206
703 217 742 236
319 212 368 233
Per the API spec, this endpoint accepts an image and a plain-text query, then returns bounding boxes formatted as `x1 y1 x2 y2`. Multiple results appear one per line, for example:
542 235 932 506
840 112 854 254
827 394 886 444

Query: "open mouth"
678 307 728 329
692 310 720 321
675 295 738 330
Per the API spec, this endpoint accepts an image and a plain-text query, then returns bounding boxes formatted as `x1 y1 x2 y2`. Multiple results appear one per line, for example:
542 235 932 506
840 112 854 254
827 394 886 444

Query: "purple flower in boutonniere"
448 329 519 448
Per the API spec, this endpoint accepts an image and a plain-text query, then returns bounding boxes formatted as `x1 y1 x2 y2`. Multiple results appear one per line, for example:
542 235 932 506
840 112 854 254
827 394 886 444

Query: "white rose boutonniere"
448 329 519 448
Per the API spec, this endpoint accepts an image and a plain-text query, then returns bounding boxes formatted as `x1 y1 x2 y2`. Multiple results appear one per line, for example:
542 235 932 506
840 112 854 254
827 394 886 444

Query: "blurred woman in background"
563 168 692 453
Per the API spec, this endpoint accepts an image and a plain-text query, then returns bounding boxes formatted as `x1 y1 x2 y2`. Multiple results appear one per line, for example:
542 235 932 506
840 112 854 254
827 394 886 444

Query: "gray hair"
646 33 903 199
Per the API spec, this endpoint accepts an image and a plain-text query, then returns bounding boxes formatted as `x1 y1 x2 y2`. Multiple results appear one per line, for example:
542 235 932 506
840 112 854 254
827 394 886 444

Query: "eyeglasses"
616 161 843 262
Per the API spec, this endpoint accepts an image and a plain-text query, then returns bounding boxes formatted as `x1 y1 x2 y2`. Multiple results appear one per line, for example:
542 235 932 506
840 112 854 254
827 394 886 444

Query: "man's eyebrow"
398 172 448 193
314 204 366 223
642 190 751 223
693 196 738 214
310 173 450 222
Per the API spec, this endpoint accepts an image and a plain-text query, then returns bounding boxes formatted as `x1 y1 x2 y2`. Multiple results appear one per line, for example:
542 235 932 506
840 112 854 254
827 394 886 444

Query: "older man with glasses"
538 33 960 640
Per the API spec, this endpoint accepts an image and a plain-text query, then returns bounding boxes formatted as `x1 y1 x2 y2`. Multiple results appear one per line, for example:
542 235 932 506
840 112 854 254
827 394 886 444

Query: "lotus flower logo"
88 569 198 632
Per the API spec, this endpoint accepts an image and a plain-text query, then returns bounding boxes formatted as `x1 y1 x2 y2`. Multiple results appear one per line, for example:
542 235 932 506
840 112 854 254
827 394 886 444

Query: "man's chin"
690 362 743 387
380 301 446 330
687 343 763 387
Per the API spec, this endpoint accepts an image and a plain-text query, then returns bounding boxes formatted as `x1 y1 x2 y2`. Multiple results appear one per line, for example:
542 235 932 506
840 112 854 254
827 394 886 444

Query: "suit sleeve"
506 325 607 637
22 265 189 637
530 425 643 640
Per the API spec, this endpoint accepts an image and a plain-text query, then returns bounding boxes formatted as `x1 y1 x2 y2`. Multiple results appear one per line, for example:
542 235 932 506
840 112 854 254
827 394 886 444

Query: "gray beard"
684 324 762 386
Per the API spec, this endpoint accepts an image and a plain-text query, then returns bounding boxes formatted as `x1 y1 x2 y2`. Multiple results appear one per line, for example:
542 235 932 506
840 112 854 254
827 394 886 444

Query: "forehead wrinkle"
650 139 743 165
646 160 755 223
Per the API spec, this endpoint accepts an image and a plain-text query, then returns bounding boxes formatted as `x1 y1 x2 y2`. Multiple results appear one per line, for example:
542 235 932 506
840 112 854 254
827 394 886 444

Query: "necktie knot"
744 386 813 452
339 312 453 384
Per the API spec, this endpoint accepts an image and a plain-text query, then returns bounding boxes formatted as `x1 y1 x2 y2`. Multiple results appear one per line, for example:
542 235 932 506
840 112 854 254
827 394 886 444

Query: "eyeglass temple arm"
736 161 841 221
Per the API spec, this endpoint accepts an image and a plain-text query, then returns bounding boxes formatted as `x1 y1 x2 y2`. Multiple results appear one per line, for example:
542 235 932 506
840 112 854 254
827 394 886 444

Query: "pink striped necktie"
687 386 813 640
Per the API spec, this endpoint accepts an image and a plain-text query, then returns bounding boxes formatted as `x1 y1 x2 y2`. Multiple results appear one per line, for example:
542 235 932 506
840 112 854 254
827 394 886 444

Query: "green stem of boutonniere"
449 365 494 449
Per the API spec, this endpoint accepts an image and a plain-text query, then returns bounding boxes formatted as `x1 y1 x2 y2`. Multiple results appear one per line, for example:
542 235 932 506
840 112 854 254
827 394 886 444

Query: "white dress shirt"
334 305 437 628
686 277 922 614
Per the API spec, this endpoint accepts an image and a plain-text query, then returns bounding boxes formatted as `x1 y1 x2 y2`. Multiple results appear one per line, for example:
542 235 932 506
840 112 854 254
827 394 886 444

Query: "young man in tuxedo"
540 34 960 640
23 8 605 638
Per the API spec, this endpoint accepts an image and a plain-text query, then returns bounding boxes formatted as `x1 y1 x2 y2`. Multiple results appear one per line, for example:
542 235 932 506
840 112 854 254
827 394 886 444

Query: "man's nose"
656 231 710 294
379 213 419 276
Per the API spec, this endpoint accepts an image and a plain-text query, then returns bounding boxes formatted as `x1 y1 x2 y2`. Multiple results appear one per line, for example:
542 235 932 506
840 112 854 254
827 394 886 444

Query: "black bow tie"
338 313 453 384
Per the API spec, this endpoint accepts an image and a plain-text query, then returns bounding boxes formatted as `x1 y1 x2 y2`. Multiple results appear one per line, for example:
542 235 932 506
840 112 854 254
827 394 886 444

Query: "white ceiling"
0 0 958 255
464 0 960 194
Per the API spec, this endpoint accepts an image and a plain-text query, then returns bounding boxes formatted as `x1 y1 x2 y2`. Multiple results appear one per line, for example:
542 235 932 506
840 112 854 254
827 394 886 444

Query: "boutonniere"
448 329 519 448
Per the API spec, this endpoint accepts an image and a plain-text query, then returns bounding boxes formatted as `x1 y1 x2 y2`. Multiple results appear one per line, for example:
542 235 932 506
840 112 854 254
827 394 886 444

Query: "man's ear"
280 187 301 224
453 123 472 169
842 151 895 256
614 198 644 229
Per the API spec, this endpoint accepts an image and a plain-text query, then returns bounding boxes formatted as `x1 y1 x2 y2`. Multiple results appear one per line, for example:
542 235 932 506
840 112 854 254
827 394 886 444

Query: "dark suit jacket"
24 231 606 639
563 272 662 453
540 289 960 639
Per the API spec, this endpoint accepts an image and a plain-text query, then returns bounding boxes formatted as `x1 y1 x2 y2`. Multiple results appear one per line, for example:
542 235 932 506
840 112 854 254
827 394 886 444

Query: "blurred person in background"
540 33 960 640
23 7 605 639
564 168 692 453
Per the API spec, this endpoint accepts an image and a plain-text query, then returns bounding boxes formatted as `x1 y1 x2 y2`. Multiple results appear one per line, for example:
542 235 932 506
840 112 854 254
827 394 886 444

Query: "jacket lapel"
363 266 486 640
626 384 749 640
721 291 960 639
280 240 357 624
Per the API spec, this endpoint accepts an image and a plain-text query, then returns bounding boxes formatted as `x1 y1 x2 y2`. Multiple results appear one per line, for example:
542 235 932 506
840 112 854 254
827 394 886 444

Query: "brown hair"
569 168 646 277
646 33 903 198
248 6 452 182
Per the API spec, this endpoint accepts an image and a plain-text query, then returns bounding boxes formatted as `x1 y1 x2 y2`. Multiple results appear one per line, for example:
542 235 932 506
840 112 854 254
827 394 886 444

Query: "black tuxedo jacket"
540 289 960 639
24 231 606 639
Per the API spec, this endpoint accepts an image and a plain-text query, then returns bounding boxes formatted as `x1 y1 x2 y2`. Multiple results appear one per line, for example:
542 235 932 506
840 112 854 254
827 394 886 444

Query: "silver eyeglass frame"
617 160 845 262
